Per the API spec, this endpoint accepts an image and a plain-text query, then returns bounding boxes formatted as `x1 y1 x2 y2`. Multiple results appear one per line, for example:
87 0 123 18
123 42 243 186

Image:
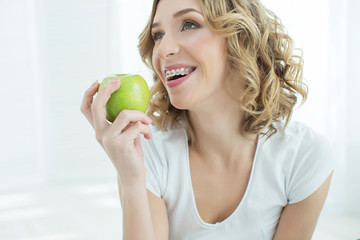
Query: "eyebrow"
151 8 202 29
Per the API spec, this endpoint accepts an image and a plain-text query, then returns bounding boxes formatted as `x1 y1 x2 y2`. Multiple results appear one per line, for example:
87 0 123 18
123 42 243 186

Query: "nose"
155 33 180 59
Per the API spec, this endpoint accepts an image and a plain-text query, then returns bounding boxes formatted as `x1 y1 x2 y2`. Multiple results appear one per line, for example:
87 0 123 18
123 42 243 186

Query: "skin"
81 0 333 239
80 78 158 240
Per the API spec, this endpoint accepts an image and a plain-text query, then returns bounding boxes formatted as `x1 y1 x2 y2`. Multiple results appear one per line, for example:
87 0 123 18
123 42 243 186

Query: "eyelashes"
182 20 200 31
151 20 200 42
152 31 164 42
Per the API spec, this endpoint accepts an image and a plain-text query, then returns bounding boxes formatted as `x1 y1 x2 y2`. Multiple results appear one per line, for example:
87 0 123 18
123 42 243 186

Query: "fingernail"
91 81 98 86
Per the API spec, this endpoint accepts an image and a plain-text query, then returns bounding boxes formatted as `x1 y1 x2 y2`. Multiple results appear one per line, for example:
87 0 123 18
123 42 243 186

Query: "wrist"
118 173 146 190
120 179 148 206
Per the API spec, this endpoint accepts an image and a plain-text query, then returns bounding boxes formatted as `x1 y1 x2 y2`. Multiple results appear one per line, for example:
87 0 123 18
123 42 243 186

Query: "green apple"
98 74 149 123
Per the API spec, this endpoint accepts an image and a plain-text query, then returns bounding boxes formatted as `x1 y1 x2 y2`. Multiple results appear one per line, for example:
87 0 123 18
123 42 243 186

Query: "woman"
81 0 334 239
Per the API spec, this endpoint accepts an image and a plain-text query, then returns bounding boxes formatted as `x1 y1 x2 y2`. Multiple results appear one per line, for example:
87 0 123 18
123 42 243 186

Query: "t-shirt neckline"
184 130 264 229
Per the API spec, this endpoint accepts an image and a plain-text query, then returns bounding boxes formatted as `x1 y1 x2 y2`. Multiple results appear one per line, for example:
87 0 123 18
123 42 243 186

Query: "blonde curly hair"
138 0 308 144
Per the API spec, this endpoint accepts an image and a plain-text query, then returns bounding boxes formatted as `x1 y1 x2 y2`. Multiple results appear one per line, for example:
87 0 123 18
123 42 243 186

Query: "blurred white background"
0 0 359 239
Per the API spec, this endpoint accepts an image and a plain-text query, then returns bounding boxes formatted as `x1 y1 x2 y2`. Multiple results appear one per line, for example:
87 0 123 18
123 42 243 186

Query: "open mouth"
166 67 197 81
168 74 183 81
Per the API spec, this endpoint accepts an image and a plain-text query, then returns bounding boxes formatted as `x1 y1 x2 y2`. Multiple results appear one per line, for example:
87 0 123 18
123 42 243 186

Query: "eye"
152 31 164 42
182 20 199 31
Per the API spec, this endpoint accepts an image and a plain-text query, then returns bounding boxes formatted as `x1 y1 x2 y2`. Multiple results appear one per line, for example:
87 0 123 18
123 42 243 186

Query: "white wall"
0 0 43 189
36 0 153 182
0 0 154 189
344 0 360 214
36 0 114 182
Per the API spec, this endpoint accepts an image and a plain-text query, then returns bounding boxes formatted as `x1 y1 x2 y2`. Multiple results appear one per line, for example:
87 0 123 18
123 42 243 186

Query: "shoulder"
259 121 334 185
264 121 330 153
263 121 334 203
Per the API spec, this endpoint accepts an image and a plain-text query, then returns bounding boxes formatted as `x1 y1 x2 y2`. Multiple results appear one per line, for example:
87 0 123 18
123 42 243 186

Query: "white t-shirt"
140 120 334 240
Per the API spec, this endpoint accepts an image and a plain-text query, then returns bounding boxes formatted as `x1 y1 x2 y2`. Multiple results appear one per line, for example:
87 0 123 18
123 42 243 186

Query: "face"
151 0 228 110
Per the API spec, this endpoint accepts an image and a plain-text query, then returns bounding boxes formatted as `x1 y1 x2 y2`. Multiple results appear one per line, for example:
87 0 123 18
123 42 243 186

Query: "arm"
81 80 168 240
118 176 169 240
273 171 333 240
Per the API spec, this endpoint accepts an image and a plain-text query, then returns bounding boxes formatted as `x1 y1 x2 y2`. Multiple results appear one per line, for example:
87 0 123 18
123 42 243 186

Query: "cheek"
186 31 227 77
186 30 226 61
184 30 213 54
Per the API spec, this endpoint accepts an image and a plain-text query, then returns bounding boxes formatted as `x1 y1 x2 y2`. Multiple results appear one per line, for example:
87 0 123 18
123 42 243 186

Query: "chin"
169 96 191 110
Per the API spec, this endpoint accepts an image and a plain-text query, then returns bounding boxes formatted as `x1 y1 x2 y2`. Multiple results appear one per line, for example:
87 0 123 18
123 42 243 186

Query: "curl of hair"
138 0 308 144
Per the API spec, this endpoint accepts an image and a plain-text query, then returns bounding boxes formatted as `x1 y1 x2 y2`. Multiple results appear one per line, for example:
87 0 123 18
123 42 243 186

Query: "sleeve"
287 127 335 204
140 134 167 198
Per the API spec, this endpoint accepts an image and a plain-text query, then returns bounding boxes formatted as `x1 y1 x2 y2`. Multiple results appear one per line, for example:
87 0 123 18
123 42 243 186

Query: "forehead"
153 0 202 21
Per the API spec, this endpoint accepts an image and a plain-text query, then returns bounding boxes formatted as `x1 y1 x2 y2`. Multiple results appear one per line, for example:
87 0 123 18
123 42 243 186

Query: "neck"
187 90 258 169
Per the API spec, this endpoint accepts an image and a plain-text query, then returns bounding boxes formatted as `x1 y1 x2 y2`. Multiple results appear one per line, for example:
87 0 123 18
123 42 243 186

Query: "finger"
122 121 153 140
92 77 121 132
122 122 136 133
110 110 152 136
80 81 100 127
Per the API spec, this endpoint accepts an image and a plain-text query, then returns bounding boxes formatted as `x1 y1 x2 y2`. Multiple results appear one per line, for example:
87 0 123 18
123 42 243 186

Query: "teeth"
180 68 185 75
165 67 194 79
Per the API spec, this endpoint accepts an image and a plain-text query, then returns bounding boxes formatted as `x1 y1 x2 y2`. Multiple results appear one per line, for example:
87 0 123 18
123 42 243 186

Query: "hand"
80 78 152 185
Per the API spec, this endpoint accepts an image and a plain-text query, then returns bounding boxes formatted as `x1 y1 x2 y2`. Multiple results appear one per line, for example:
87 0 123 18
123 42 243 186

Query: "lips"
160 63 197 88
165 67 196 88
